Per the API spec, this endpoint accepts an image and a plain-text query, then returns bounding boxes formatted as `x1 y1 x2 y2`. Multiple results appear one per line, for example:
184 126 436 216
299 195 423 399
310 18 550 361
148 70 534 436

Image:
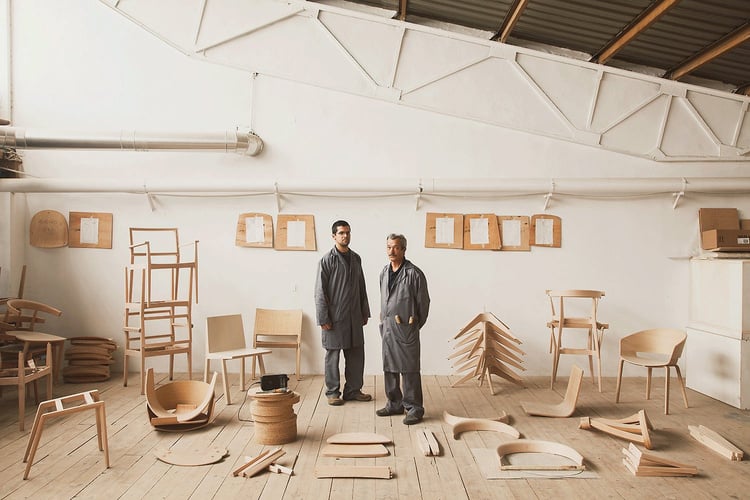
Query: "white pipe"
2 177 750 195
0 127 263 156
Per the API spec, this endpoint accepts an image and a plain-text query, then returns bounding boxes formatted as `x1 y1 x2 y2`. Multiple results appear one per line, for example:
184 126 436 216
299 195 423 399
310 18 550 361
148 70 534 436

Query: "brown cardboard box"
699 208 750 251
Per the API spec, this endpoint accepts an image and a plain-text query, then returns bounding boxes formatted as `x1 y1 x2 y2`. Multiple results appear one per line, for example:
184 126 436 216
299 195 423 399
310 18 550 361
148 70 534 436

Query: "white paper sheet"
470 218 490 245
287 220 306 248
535 218 554 245
80 217 99 244
436 217 455 244
502 219 521 247
245 216 265 243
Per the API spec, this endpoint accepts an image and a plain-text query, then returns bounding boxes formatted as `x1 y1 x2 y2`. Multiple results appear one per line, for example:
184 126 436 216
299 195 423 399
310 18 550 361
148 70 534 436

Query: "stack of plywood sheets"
63 337 117 382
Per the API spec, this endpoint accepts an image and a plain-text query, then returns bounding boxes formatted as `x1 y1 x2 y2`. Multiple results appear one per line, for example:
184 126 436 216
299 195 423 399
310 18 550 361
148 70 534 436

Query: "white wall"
3 1 750 379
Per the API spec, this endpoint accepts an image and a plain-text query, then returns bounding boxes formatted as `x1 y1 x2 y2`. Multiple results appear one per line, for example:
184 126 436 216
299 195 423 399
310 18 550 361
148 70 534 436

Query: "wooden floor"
0 372 748 499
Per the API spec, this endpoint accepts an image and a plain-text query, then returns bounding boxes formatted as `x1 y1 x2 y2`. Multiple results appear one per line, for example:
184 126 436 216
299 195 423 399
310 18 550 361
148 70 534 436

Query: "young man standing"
377 233 430 424
314 220 372 406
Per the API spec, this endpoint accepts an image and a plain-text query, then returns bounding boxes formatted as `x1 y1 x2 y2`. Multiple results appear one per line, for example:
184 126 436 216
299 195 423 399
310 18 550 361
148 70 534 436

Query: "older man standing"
376 233 430 425
315 220 372 406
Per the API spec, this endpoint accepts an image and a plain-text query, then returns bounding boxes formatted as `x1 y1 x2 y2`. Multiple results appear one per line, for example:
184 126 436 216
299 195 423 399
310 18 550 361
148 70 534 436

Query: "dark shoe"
343 391 372 402
328 397 344 406
403 414 423 425
376 406 404 417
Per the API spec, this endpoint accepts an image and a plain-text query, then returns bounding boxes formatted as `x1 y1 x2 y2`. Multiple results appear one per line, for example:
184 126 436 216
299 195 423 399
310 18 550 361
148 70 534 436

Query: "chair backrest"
129 227 181 264
5 299 62 331
253 308 303 344
620 328 687 364
546 289 604 327
206 314 247 354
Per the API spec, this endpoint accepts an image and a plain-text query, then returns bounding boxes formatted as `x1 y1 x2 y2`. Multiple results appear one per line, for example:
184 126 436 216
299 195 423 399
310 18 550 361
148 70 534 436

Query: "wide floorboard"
0 372 748 499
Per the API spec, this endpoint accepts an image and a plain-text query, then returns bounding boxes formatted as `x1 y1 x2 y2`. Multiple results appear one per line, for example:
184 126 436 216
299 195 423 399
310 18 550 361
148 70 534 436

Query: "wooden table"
7 331 66 383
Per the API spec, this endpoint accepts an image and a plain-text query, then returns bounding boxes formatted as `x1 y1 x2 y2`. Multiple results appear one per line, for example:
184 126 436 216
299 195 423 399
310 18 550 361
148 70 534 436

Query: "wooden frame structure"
579 410 654 449
0 343 53 431
23 390 109 479
521 364 584 417
450 312 525 395
546 289 608 391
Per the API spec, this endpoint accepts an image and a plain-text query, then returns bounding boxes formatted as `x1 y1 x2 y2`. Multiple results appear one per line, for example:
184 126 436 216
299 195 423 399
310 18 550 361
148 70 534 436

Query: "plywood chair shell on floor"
615 328 688 415
521 365 584 417
252 308 303 381
145 368 217 431
204 314 271 404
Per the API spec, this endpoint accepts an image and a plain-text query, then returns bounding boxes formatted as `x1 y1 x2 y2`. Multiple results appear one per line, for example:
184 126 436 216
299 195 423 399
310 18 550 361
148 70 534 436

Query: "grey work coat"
314 247 370 350
379 259 430 372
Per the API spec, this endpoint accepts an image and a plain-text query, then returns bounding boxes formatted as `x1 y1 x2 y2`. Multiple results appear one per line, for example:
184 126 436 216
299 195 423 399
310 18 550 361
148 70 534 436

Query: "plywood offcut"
425 213 463 249
69 212 113 249
530 214 561 247
463 214 501 250
275 215 316 251
236 212 273 247
29 210 68 248
498 215 530 251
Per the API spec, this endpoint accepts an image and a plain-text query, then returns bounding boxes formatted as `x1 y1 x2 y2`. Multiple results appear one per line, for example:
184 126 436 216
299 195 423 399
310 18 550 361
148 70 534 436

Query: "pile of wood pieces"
621 443 697 477
248 388 300 445
62 337 117 383
315 433 393 479
233 447 288 478
688 424 743 461
449 312 525 395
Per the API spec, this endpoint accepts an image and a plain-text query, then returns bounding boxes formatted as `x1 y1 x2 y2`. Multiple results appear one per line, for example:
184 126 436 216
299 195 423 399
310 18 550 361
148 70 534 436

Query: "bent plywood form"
622 443 697 477
315 465 392 479
154 447 228 466
688 425 744 461
497 439 585 471
579 410 653 449
521 365 584 417
320 443 390 458
146 368 217 428
29 210 68 248
443 411 519 440
326 432 392 444
450 312 525 394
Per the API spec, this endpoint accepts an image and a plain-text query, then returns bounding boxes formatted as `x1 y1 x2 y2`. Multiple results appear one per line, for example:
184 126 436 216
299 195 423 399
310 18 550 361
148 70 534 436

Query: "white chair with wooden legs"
0 343 53 431
615 328 688 415
252 308 303 380
205 314 271 404
546 290 608 392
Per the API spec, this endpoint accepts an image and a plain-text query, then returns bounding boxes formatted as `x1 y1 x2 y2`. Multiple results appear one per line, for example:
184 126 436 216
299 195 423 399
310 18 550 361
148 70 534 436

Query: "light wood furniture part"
321 443 390 457
443 410 520 439
153 447 228 466
327 432 392 444
450 312 525 395
314 465 392 479
204 314 271 404
252 308 303 380
497 439 585 471
615 328 688 415
23 390 109 479
0 343 53 431
688 424 743 461
145 368 217 431
546 289 608 391
233 447 285 477
579 410 654 449
621 442 697 477
4 298 64 382
521 364 584 417
29 210 68 248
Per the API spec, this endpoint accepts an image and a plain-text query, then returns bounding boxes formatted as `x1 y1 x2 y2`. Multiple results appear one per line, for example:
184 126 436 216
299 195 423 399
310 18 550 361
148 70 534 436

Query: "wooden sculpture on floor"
449 312 525 395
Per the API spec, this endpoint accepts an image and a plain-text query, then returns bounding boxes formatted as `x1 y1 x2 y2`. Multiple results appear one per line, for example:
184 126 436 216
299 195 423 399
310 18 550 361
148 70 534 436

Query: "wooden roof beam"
395 0 408 22
590 0 681 64
491 0 530 43
664 23 750 81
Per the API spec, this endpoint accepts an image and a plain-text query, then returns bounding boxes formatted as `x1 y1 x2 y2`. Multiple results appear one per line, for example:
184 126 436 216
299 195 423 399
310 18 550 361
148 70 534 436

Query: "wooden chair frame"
252 308 303 381
0 343 53 431
546 289 608 392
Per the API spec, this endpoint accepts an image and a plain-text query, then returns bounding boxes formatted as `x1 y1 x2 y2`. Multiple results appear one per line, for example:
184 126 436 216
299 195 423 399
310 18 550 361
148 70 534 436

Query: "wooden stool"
23 390 110 479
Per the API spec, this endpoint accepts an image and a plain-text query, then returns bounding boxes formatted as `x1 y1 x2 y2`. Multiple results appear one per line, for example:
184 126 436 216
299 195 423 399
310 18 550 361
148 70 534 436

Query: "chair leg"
251 356 257 381
240 357 247 392
139 354 146 396
550 331 560 389
296 346 301 381
221 359 231 405
257 355 266 377
615 359 624 403
664 366 671 415
186 350 192 381
123 352 128 387
646 367 652 400
98 404 110 468
674 364 689 409
23 413 48 479
203 358 210 383
18 379 26 431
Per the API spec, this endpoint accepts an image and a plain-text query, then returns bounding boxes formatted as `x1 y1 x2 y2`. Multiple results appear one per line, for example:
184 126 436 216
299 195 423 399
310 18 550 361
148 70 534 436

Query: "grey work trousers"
383 371 424 418
324 344 365 399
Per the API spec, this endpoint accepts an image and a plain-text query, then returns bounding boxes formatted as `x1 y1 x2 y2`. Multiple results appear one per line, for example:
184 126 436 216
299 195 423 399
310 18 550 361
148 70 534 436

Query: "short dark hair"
387 233 407 250
332 220 350 234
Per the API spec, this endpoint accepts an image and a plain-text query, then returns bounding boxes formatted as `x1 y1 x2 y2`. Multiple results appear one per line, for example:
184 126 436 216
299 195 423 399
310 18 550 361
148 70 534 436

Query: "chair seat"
620 353 670 367
206 347 271 360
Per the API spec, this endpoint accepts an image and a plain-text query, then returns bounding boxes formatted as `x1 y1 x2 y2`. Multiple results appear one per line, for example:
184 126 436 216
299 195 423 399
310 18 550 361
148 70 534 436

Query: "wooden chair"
205 314 271 404
4 299 65 382
546 289 608 392
252 308 303 381
615 328 688 415
0 342 53 431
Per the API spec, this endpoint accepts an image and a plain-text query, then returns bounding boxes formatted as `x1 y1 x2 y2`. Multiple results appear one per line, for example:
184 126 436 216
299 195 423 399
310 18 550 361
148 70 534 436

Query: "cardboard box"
699 208 750 251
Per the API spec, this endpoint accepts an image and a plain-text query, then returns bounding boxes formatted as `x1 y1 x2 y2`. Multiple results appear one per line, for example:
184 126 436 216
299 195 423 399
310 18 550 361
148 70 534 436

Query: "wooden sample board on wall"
236 213 273 247
425 213 464 249
275 215 316 251
69 212 113 249
498 216 530 251
463 214 501 250
30 210 68 248
530 214 562 247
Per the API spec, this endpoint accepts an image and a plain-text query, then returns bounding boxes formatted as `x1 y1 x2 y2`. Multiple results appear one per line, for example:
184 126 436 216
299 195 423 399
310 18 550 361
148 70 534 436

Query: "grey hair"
387 233 407 250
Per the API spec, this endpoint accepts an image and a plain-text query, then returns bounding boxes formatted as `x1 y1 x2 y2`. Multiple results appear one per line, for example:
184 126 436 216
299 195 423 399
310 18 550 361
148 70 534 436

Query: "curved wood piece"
443 411 519 439
497 439 585 471
154 447 228 466
521 365 583 417
327 432 392 444
146 368 217 426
